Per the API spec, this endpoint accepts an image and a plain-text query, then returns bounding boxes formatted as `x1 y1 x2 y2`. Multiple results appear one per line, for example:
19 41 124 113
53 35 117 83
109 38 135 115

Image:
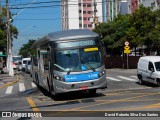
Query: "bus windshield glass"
54 47 102 72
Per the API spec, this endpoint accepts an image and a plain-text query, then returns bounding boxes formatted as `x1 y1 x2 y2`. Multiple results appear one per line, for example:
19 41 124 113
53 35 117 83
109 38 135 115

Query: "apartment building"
141 0 159 11
128 0 138 14
106 0 128 21
61 0 103 30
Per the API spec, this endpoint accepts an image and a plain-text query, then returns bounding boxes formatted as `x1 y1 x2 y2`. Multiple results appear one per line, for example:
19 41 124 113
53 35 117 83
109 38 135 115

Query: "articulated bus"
31 29 107 95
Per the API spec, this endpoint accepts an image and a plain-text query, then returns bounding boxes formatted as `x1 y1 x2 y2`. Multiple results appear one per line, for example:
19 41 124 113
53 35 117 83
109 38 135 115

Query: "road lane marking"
0 75 20 89
111 102 160 111
117 76 137 82
26 97 39 112
130 76 137 78
19 83 25 92
31 82 36 88
5 86 13 94
55 92 160 113
106 77 121 81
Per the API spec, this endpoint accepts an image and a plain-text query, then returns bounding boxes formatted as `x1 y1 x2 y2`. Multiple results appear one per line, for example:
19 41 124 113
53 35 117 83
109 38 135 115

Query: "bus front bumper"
53 75 107 94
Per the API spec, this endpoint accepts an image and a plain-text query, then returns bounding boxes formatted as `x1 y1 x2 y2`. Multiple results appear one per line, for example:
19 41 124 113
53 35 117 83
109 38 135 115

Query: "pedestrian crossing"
107 75 138 82
2 76 138 95
4 82 37 95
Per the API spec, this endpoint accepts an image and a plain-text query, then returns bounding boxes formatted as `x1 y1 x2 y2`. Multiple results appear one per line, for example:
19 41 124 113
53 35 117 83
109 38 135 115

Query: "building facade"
106 0 128 21
141 0 159 11
61 0 103 30
128 0 138 14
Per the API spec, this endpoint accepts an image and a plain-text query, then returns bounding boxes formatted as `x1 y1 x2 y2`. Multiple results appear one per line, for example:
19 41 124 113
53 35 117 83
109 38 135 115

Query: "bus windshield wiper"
80 58 96 72
53 64 67 72
54 64 72 75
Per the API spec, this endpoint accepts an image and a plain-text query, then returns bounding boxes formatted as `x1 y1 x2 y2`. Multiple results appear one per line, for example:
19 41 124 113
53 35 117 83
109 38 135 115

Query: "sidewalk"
0 68 17 87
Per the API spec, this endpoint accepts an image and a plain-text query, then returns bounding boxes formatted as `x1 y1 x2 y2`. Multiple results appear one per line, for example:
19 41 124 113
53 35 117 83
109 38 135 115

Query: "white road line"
5 86 13 94
106 77 121 81
131 76 137 78
117 76 137 82
31 82 36 88
19 83 25 92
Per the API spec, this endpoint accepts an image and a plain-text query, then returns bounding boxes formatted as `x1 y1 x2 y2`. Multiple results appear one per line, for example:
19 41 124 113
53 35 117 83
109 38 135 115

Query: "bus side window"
43 53 49 70
33 56 38 66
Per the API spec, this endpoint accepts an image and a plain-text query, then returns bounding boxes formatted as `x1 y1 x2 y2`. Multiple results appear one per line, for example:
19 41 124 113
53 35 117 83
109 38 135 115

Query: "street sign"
124 50 131 54
124 46 130 50
125 41 129 46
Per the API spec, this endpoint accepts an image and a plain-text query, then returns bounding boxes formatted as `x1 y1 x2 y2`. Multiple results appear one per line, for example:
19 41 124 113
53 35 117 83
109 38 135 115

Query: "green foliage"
0 7 18 47
19 40 36 58
93 14 131 55
93 5 160 56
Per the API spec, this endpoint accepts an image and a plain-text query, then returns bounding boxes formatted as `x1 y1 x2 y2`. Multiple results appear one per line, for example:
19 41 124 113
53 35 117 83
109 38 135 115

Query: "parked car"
25 60 31 74
22 58 31 71
12 61 19 70
18 61 22 71
137 56 160 86
13 56 22 70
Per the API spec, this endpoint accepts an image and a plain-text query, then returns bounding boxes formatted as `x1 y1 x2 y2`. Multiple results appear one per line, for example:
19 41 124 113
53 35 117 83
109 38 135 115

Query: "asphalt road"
0 69 160 120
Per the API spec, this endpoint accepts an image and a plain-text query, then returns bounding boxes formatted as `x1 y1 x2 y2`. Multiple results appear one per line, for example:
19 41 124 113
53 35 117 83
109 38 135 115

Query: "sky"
2 0 61 55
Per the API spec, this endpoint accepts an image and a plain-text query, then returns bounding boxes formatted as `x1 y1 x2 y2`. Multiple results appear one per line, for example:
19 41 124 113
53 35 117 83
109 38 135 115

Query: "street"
0 69 160 119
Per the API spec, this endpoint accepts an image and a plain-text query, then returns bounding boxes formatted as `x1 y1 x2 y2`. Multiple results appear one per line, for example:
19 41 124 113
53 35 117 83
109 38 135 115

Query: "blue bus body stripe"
64 72 99 82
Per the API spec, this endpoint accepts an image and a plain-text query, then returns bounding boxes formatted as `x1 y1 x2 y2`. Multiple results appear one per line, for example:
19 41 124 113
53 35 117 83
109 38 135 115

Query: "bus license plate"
78 86 88 90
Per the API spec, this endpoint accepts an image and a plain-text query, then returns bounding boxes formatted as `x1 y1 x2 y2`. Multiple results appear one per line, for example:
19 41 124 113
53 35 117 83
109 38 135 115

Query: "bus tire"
88 89 96 95
35 73 39 87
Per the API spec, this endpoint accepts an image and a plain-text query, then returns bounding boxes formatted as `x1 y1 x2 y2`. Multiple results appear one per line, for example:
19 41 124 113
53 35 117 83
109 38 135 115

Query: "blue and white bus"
31 29 107 95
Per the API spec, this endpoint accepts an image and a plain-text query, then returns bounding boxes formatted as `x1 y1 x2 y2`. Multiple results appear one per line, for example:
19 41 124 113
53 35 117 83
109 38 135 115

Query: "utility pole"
6 0 14 76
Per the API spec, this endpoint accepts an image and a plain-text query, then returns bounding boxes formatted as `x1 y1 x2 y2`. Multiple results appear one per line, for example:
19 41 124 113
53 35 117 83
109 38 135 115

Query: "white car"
22 58 31 71
137 56 160 86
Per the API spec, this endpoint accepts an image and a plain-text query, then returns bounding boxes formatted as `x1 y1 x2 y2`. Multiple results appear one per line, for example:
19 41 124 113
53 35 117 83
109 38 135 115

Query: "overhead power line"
8 1 115 9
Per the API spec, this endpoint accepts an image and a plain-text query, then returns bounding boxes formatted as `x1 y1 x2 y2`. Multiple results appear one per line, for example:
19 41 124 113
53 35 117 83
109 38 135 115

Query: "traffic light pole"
6 0 14 76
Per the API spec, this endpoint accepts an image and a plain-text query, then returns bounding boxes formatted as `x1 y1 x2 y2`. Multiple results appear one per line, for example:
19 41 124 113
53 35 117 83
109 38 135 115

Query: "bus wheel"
88 89 96 95
35 74 39 87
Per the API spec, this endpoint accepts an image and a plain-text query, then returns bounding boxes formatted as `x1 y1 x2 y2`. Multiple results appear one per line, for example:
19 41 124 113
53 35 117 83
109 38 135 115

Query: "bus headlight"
98 69 106 77
53 74 64 81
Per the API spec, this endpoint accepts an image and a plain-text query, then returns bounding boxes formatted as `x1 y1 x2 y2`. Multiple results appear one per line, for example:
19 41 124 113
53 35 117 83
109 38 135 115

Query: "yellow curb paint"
0 75 20 89
26 97 39 112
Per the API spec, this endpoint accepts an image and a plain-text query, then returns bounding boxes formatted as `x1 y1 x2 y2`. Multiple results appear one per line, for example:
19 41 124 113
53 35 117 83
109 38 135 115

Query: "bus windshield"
54 47 102 72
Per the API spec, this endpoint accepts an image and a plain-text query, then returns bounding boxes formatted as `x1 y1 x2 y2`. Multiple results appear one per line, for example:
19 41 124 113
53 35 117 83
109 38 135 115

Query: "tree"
19 40 36 58
126 5 159 54
0 7 18 52
93 5 160 56
93 14 131 55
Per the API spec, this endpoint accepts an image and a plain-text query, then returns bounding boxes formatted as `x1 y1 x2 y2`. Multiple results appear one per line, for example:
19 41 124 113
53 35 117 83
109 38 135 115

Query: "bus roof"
48 29 99 41
31 29 99 48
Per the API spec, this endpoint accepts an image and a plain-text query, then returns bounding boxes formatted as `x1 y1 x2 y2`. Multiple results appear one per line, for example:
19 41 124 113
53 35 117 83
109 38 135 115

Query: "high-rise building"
61 0 103 30
128 0 138 14
106 0 128 21
142 0 159 11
